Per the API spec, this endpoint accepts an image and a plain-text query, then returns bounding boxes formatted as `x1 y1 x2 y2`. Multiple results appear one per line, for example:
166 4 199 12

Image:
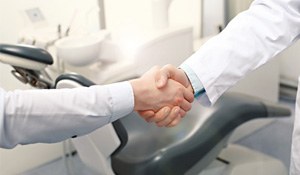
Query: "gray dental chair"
0 44 53 88
0 44 291 175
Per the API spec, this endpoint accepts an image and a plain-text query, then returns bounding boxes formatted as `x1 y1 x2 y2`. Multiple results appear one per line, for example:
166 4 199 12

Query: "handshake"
130 64 194 128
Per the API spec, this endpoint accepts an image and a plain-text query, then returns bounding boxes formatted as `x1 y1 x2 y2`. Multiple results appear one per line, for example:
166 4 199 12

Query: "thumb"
155 69 169 88
160 64 190 88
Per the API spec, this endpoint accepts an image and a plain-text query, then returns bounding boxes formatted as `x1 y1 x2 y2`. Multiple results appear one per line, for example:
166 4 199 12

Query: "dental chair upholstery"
55 73 290 175
0 44 291 175
0 44 53 65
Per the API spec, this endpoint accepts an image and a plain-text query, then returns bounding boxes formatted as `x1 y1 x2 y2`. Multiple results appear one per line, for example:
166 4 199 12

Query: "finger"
179 99 192 112
167 115 182 127
179 109 186 118
137 110 155 120
183 87 194 103
156 106 180 127
148 106 171 123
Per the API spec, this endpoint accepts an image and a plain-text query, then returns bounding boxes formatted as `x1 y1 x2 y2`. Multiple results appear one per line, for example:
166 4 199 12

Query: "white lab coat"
0 81 134 148
182 0 300 174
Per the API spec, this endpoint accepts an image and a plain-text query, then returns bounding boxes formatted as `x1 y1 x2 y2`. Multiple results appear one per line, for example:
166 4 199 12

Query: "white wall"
226 0 253 23
278 40 300 87
104 0 201 38
202 0 225 37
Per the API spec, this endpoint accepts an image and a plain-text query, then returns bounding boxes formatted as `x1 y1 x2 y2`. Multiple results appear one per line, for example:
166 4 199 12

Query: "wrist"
129 79 143 111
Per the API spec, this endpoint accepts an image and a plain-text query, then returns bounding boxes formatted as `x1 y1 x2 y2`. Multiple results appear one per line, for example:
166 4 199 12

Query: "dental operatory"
2 0 300 174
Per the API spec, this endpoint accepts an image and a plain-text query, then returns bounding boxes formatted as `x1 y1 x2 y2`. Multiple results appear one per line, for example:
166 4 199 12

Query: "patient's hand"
130 66 193 127
137 65 194 127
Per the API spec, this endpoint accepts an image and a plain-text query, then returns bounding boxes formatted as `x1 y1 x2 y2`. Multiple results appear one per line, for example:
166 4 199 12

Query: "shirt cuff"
107 81 134 123
179 63 205 98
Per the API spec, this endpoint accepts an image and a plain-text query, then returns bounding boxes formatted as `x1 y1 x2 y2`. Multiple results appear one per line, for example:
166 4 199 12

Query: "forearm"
0 82 134 148
183 0 300 104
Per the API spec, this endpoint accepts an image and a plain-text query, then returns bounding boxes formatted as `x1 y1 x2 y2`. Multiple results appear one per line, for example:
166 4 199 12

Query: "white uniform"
182 0 300 174
0 81 134 149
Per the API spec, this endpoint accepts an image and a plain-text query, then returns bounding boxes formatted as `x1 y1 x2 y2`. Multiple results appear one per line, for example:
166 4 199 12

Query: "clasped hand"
130 65 194 127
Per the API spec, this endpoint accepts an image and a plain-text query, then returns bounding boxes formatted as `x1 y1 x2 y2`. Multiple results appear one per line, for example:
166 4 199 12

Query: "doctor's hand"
130 66 194 127
137 64 194 127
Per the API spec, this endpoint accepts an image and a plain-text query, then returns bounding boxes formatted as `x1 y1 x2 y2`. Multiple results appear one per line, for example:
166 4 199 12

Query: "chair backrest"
0 44 54 89
0 44 53 70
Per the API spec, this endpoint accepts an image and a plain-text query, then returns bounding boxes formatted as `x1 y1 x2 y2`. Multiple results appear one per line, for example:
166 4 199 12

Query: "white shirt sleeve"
0 89 5 146
0 81 134 148
182 0 300 105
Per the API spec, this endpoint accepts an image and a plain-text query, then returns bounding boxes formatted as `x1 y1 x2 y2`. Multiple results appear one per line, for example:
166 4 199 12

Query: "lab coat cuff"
179 63 211 106
182 57 217 105
179 63 205 95
108 81 134 123
195 93 211 107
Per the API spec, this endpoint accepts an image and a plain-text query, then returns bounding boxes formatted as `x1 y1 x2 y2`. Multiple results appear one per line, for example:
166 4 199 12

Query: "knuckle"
178 86 184 93
175 97 184 104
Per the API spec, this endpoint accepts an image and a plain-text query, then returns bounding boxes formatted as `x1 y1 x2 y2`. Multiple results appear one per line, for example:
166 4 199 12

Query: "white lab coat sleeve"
0 81 134 149
182 0 300 105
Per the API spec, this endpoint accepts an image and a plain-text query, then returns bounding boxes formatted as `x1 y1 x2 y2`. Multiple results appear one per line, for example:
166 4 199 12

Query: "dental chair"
0 44 53 89
0 44 291 175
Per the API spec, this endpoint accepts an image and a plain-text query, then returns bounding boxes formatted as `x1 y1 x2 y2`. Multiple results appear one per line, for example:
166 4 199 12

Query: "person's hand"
130 66 194 126
137 64 194 127
156 64 193 92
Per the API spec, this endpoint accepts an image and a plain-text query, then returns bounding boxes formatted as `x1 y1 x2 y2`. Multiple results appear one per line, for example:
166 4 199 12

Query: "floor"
20 97 296 175
236 99 295 169
20 154 98 175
